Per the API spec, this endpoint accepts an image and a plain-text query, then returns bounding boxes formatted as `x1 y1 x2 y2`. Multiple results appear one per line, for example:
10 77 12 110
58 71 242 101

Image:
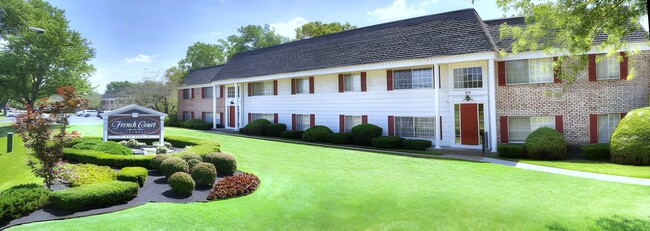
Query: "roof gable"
180 65 224 86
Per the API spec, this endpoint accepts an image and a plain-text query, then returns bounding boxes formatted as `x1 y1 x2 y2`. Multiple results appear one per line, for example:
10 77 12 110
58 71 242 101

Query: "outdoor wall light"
464 95 472 101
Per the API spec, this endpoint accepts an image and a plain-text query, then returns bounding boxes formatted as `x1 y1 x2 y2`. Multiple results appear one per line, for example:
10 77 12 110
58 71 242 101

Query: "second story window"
251 81 273 96
295 78 309 94
453 67 483 89
597 55 620 80
202 87 213 98
506 58 553 84
183 89 192 99
393 68 433 89
344 74 361 92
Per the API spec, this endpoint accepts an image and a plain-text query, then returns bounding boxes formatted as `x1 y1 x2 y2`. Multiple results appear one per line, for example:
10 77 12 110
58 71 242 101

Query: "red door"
460 104 479 145
228 106 235 127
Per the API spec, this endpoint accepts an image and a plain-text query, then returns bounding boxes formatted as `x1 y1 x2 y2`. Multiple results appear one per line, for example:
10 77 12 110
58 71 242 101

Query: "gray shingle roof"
179 65 224 86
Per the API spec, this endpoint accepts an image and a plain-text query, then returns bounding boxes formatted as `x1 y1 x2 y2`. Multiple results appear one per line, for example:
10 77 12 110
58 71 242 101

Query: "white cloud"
220 0 225 3
368 0 439 21
123 54 156 64
270 17 308 39
210 31 223 37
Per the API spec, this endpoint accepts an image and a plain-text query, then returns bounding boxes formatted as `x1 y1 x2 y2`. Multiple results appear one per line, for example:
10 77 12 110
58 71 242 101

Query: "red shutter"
620 112 627 119
309 77 314 94
553 57 561 83
291 114 296 130
386 70 393 91
201 88 205 98
620 52 628 80
291 79 296 95
191 88 195 99
247 83 252 96
339 115 345 132
555 115 564 134
499 116 508 143
387 116 395 136
497 61 506 86
589 114 598 144
310 114 315 127
588 54 597 81
201 112 206 120
362 115 368 124
191 111 195 119
273 80 278 95
219 112 224 126
338 74 344 93
440 116 443 140
360 72 367 92
273 113 278 123
219 86 224 98
248 113 252 123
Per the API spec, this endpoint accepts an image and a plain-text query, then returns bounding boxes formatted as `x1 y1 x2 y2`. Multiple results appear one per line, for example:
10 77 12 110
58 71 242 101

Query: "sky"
48 0 649 94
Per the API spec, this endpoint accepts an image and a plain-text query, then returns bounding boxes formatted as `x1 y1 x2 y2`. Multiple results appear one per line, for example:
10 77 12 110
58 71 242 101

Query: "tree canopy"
295 21 356 40
105 81 133 93
220 24 289 59
177 41 226 72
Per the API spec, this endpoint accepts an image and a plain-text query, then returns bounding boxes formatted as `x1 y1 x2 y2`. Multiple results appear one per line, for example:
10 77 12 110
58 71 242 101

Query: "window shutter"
386 70 393 91
202 112 205 120
191 88 195 99
620 52 628 80
497 61 506 86
291 114 296 130
499 116 508 143
201 88 205 98
273 80 278 95
273 113 278 123
555 115 564 134
219 86 224 98
362 115 368 124
247 83 252 96
291 79 296 95
589 114 598 144
621 112 627 119
588 54 597 81
248 113 252 123
339 115 345 132
219 112 224 126
361 72 367 92
309 77 315 94
440 116 443 140
338 74 344 93
310 114 315 127
191 111 195 119
387 116 395 136
553 57 561 83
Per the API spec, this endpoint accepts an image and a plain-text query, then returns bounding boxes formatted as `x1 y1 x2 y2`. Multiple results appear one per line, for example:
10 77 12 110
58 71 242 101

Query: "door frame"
459 103 480 145
450 102 486 149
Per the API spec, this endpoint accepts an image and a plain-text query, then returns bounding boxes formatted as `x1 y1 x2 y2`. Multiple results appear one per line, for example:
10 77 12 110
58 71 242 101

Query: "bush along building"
177 8 649 152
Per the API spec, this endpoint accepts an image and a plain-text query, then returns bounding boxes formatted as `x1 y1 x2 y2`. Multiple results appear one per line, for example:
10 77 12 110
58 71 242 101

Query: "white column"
234 82 239 130
212 84 217 129
159 115 165 144
102 117 108 142
434 64 441 149
488 58 498 152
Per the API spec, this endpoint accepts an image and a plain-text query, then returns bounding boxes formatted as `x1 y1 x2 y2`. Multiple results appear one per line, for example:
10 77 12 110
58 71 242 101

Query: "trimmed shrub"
182 119 205 128
126 139 146 147
94 141 133 155
55 163 117 187
204 152 237 175
168 172 195 195
191 162 217 187
611 107 650 165
524 127 567 160
164 136 220 149
0 184 50 224
351 124 382 146
302 125 333 142
187 159 202 170
402 139 432 151
150 154 171 170
371 136 405 149
239 128 245 134
50 181 139 211
117 167 148 187
64 148 153 168
160 157 189 178
191 122 213 130
156 146 169 154
243 119 272 136
66 137 102 148
281 130 303 139
264 123 287 137
164 114 178 127
181 153 203 162
207 173 259 200
327 132 353 144
497 144 526 158
72 139 103 150
581 144 610 160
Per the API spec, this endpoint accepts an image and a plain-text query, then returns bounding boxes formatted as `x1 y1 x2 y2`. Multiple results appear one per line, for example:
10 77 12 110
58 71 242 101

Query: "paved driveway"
0 114 102 125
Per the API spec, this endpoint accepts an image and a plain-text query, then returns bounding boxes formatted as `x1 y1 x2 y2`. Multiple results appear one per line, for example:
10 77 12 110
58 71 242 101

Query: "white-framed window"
344 74 361 92
295 114 311 131
393 68 433 89
597 55 620 80
203 112 213 124
506 58 554 84
182 89 192 99
227 87 237 98
202 87 213 98
597 114 621 143
453 67 483 89
344 115 362 132
251 113 274 122
182 111 192 121
251 81 273 96
295 78 309 94
508 116 555 142
395 117 435 139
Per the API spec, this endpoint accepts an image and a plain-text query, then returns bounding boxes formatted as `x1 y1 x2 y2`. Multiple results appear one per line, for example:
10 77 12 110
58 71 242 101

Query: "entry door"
228 106 235 127
460 104 479 145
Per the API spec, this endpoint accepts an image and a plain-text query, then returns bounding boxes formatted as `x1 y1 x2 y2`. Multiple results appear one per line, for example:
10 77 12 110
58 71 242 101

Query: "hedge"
401 139 432 151
205 152 237 176
371 136 405 149
182 119 206 128
610 107 650 165
351 124 382 146
72 139 103 150
94 141 133 155
281 130 303 139
0 184 50 224
327 132 353 144
66 137 102 148
243 119 272 136
302 125 333 142
168 172 195 195
56 163 117 187
150 154 171 169
117 167 148 187
581 144 610 160
524 127 567 160
50 181 139 211
264 123 287 137
181 153 203 162
497 144 526 159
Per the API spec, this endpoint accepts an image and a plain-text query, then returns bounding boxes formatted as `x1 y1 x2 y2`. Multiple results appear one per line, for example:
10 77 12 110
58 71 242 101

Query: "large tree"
295 21 356 40
105 81 133 93
0 0 95 106
220 24 288 59
118 72 178 114
177 42 226 72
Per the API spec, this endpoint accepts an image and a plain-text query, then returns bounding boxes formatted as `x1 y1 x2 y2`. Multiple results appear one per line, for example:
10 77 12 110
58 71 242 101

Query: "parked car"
98 110 110 119
75 110 84 116
83 109 98 117
6 110 25 117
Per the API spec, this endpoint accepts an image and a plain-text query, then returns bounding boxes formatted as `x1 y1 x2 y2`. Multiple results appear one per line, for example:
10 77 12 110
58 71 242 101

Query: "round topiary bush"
181 153 203 163
524 127 567 160
204 152 237 175
351 124 382 146
187 159 202 170
150 154 171 170
243 119 272 136
191 162 217 187
611 107 650 165
160 157 189 178
302 125 333 142
168 172 195 195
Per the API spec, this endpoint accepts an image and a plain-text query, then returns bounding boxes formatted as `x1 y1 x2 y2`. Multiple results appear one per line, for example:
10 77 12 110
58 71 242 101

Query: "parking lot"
1 113 103 125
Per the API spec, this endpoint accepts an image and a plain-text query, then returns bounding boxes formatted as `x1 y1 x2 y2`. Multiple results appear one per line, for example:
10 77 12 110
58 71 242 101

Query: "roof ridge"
483 15 525 22
187 64 225 73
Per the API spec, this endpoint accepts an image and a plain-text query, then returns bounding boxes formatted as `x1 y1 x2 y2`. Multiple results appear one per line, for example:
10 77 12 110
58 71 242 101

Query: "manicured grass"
8 125 650 230
521 160 650 179
0 124 42 193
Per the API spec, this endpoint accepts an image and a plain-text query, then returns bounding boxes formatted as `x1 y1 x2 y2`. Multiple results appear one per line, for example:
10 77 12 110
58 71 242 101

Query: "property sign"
107 116 161 139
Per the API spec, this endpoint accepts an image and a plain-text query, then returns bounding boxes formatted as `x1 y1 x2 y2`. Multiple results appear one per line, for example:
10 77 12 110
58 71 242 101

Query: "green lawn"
0 123 42 192
4 125 648 230
520 160 650 179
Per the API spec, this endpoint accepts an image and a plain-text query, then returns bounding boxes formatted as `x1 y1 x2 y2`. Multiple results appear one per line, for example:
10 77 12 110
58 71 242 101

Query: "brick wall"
177 87 225 124
496 51 650 144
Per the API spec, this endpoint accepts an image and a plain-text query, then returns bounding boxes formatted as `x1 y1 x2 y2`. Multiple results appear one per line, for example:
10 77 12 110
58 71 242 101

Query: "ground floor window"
597 114 620 143
295 114 311 131
251 113 274 122
395 117 435 139
182 111 192 121
203 112 213 124
508 116 555 143
344 115 362 132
